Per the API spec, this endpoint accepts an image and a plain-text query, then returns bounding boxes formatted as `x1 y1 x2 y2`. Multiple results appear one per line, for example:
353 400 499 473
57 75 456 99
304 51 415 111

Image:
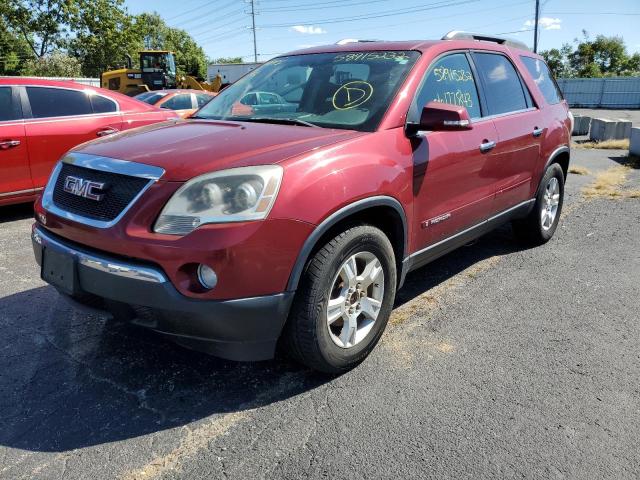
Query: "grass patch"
582 166 632 199
573 139 630 150
568 166 591 175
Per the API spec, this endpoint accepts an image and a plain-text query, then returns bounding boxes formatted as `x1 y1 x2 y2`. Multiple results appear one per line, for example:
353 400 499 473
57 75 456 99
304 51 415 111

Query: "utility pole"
249 0 258 63
533 0 540 53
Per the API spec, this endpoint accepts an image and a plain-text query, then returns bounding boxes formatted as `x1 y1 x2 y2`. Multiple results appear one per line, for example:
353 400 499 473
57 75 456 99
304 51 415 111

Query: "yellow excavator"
101 50 222 96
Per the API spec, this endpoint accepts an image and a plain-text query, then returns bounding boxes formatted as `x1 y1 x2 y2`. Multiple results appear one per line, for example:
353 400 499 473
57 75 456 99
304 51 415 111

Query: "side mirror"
407 101 472 135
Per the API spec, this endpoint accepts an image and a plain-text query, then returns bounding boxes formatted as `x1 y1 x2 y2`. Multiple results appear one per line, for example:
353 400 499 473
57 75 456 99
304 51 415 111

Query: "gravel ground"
0 148 638 480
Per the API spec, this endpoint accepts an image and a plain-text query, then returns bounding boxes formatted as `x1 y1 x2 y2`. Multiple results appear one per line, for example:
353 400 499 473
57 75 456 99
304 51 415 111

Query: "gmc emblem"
63 176 107 201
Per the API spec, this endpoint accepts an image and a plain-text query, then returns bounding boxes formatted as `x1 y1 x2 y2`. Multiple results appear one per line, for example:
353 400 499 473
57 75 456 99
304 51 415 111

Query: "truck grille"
52 163 149 222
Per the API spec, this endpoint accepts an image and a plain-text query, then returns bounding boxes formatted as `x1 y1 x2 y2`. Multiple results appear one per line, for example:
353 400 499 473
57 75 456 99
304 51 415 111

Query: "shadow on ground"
0 223 528 453
0 203 34 223
609 154 640 169
396 223 530 308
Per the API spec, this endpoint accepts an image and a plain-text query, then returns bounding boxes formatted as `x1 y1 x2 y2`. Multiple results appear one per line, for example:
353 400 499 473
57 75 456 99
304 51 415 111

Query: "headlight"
154 165 283 235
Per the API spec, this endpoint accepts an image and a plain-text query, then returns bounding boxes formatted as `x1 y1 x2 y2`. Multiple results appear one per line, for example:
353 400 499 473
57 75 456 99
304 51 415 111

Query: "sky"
123 0 640 62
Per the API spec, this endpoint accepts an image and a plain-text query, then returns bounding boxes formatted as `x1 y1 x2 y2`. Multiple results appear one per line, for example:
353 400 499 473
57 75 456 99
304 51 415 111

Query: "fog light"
197 264 218 290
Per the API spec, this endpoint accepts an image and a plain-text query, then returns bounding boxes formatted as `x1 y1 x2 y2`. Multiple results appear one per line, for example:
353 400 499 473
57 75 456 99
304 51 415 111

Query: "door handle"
96 127 119 137
0 140 21 150
479 140 496 153
533 127 544 137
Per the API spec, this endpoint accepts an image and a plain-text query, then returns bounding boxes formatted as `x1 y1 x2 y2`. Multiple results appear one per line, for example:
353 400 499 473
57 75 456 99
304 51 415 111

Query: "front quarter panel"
271 128 415 244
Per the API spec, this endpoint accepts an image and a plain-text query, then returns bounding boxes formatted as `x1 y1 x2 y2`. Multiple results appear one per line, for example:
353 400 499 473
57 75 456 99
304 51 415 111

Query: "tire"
283 225 397 373
512 163 565 245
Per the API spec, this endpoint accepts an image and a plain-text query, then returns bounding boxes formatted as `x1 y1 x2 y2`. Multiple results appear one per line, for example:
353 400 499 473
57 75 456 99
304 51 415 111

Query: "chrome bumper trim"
33 226 167 284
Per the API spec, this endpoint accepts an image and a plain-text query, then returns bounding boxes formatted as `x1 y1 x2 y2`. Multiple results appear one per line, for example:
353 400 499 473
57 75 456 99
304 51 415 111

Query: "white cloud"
524 17 562 30
290 25 327 35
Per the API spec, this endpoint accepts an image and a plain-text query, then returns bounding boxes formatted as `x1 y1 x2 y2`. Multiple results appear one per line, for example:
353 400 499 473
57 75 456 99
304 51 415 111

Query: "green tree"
22 50 82 76
211 57 243 64
0 17 34 74
541 43 574 78
1 0 79 57
132 12 207 78
540 32 639 78
67 0 139 77
569 31 632 77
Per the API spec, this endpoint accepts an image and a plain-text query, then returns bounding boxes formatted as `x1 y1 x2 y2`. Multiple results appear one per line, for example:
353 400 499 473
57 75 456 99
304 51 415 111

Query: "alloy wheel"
541 176 560 231
326 251 385 349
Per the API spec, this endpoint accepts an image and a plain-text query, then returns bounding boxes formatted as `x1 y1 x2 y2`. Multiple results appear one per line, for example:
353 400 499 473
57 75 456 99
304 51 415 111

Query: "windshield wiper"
239 117 319 128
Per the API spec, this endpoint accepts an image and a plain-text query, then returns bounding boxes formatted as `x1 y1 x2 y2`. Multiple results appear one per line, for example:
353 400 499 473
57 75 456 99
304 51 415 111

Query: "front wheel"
512 163 565 245
282 225 397 373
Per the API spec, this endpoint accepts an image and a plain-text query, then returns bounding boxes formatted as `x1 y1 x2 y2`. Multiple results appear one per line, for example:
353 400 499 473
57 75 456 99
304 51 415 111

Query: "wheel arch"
537 145 570 197
285 196 408 292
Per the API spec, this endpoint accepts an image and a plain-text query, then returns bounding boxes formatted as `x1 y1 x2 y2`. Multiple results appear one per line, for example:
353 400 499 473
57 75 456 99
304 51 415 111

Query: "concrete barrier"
615 120 632 140
572 115 591 136
590 118 633 141
590 118 617 141
631 128 640 156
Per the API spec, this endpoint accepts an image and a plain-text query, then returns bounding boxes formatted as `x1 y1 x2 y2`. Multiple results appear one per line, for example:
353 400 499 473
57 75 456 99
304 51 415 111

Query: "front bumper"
32 225 294 361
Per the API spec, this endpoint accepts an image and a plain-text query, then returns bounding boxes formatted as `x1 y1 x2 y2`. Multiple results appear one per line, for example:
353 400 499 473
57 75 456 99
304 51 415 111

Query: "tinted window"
414 53 481 119
521 56 563 105
135 92 167 105
241 93 258 106
27 87 92 118
472 53 528 115
260 93 282 105
195 93 212 107
0 87 20 121
161 94 193 110
90 94 117 113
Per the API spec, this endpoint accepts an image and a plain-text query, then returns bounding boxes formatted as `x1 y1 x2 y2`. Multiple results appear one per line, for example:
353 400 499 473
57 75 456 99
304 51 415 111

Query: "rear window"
27 87 92 118
0 87 20 121
90 94 117 113
161 94 192 110
472 53 529 116
521 56 563 105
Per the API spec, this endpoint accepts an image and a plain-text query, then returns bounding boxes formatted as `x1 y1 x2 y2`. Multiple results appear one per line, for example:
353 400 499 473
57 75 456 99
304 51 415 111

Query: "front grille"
52 163 149 222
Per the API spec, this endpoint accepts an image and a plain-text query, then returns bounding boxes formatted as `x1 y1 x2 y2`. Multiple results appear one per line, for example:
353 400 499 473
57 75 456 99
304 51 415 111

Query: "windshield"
194 51 420 131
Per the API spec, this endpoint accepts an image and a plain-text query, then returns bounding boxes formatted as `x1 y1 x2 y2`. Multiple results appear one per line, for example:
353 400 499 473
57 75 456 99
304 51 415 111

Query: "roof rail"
335 39 380 45
442 31 530 51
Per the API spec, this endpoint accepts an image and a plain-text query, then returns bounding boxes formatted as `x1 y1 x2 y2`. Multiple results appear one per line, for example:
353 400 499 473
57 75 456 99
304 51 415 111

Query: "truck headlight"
154 165 283 235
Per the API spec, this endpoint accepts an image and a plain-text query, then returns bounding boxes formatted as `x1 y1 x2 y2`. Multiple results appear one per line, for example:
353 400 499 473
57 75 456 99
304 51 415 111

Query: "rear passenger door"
0 86 32 197
471 52 543 213
22 86 123 189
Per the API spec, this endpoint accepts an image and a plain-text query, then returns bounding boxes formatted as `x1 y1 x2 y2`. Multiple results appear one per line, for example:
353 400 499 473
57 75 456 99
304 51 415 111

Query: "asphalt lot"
571 108 640 125
1 147 639 479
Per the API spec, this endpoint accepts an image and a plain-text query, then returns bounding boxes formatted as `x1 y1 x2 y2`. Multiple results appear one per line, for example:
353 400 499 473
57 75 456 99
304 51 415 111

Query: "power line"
259 0 482 28
260 0 393 13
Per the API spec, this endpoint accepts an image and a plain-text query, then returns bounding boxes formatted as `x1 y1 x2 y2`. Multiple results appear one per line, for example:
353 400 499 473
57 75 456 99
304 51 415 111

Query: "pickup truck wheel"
512 163 565 245
283 225 396 373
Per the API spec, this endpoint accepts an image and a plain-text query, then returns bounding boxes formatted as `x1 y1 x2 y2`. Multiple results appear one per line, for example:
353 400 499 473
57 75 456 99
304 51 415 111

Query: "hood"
74 119 364 181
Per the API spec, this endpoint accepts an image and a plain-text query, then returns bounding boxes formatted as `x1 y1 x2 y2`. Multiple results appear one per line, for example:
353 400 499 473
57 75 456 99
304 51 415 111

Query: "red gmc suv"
32 33 572 373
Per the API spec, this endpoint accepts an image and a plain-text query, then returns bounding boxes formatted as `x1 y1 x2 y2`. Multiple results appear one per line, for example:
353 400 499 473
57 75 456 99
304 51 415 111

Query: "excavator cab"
139 51 177 90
